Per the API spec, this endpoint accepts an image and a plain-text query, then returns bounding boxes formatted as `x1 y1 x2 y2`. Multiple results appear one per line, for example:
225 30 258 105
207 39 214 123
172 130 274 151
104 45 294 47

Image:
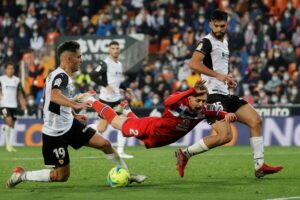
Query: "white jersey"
0 75 21 108
195 33 229 95
99 56 123 102
42 67 75 136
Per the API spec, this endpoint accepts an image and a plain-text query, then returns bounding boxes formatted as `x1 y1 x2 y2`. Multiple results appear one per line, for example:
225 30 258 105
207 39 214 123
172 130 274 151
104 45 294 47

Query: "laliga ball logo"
107 166 131 187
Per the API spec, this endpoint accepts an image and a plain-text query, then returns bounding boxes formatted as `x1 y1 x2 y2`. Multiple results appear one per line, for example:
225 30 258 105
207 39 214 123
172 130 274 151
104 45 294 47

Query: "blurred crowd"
1 0 300 117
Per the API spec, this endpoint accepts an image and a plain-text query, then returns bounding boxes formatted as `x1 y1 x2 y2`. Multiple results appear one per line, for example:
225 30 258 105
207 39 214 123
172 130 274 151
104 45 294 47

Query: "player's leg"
6 134 70 188
235 104 283 177
85 124 146 183
97 118 109 133
3 111 17 152
86 133 128 170
176 120 232 177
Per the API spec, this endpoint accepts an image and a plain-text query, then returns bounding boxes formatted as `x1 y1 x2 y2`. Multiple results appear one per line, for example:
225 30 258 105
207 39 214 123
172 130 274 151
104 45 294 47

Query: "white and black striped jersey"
42 67 75 136
0 75 22 108
195 33 230 95
99 56 123 102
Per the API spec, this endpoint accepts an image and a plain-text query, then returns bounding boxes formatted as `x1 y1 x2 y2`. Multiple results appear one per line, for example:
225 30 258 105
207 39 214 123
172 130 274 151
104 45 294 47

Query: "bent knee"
249 115 262 128
216 133 233 145
56 173 70 182
102 138 112 148
52 170 70 182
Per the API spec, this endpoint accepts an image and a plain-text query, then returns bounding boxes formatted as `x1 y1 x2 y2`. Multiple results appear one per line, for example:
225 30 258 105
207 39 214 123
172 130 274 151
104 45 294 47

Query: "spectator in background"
30 24 44 51
185 70 201 88
75 67 92 93
28 57 44 103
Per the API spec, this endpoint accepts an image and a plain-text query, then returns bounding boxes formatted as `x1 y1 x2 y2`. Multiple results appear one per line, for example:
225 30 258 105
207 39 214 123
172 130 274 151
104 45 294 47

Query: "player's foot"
130 174 147 184
255 163 283 178
6 145 17 152
118 152 134 159
175 149 189 178
73 90 97 103
6 166 24 188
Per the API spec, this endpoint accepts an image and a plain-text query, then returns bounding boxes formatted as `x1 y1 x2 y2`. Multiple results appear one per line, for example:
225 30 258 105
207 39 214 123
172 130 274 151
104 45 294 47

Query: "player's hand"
126 88 136 99
106 85 115 95
226 74 237 88
74 114 89 124
216 74 237 88
193 80 207 93
73 102 91 110
224 113 237 122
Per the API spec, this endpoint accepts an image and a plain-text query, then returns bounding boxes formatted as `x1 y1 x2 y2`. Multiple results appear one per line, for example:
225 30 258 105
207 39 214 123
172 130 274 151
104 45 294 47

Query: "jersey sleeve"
195 38 212 55
51 73 68 90
202 104 228 119
91 60 108 87
164 88 196 107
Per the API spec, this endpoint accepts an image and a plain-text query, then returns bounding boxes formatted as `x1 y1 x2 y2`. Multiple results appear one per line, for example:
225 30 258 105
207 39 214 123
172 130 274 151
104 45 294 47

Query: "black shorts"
42 119 96 167
0 107 17 121
206 94 248 124
98 99 122 115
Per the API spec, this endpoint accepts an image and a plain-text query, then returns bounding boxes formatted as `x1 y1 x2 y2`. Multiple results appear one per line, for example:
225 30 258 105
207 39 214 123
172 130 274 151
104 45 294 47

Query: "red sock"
92 101 116 123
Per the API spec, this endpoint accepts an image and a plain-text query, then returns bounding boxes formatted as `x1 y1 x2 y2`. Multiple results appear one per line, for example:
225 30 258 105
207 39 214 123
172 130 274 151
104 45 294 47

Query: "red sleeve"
164 88 196 107
202 108 228 119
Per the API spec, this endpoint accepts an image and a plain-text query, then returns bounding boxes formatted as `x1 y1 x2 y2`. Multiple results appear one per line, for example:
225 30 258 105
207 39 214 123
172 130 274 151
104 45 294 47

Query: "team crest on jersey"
95 65 102 72
196 42 203 51
54 78 62 87
58 159 64 165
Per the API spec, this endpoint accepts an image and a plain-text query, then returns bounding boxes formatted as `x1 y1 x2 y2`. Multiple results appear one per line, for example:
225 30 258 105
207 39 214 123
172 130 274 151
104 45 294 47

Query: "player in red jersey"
74 80 237 149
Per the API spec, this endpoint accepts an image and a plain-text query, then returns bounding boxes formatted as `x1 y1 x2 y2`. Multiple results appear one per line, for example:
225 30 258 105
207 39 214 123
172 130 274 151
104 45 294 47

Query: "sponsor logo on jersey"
196 42 203 51
54 78 62 87
58 159 64 165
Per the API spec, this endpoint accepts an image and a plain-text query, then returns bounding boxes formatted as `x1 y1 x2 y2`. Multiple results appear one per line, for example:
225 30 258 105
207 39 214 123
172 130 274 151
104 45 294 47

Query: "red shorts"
121 117 161 148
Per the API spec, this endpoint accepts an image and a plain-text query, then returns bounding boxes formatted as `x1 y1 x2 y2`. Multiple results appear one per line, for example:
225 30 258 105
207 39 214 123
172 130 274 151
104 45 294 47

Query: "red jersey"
121 88 224 148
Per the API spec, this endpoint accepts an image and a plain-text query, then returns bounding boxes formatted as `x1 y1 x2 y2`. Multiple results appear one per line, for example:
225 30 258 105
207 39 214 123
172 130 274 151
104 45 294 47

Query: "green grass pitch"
0 146 299 200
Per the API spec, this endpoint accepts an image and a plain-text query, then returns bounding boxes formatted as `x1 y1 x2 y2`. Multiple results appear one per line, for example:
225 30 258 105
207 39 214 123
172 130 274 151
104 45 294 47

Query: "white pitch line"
0 151 300 161
265 196 300 200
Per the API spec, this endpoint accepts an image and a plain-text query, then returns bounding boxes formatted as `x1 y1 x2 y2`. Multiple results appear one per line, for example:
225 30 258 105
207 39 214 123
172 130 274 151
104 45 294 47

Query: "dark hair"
109 41 119 46
5 61 15 69
193 85 208 97
57 41 80 58
210 9 228 21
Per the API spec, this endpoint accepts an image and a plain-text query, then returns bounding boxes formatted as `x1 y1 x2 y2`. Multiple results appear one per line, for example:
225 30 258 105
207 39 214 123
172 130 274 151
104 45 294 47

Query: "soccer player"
176 9 283 178
95 41 133 158
74 80 237 150
6 41 145 188
0 62 27 152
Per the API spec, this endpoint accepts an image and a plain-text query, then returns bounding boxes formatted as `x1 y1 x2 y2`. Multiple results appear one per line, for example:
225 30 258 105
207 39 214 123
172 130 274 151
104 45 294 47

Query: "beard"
212 30 226 39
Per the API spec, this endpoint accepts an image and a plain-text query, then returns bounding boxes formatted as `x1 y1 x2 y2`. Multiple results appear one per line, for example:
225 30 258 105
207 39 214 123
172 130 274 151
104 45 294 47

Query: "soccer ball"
107 166 131 187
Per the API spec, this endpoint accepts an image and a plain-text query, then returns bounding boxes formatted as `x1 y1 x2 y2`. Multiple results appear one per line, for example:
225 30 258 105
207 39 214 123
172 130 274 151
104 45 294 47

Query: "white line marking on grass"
265 196 300 200
0 151 299 161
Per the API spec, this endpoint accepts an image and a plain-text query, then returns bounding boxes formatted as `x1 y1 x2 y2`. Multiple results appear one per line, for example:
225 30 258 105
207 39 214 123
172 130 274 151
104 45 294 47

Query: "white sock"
105 149 128 170
117 130 126 153
22 169 51 182
9 127 15 146
4 125 11 146
250 136 264 170
183 139 209 158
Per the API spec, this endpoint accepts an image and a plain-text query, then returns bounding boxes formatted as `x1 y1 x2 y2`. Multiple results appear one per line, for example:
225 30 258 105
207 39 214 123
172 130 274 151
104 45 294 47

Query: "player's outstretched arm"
202 106 236 122
51 88 89 110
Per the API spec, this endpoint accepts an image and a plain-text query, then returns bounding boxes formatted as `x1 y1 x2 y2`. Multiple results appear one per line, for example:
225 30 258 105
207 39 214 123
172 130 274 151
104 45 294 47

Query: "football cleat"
255 163 283 178
130 174 147 184
175 149 189 178
73 90 97 103
6 145 17 152
6 166 25 188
